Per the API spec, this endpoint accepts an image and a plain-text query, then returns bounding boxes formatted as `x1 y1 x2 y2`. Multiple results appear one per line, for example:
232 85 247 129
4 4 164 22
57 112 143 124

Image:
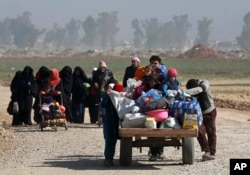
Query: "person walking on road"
71 66 89 123
90 61 113 124
185 79 217 161
16 66 37 125
101 80 124 167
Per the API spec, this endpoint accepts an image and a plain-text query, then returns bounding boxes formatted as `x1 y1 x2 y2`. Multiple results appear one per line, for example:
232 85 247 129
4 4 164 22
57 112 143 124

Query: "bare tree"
195 17 212 45
65 19 81 49
43 23 67 49
96 11 119 50
142 18 161 50
131 18 144 49
0 18 12 45
159 21 176 49
172 14 191 49
140 15 190 50
82 16 98 49
8 11 43 48
237 12 250 49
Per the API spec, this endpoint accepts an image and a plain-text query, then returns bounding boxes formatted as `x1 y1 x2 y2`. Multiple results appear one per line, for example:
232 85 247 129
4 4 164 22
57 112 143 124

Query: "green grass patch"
1 57 250 86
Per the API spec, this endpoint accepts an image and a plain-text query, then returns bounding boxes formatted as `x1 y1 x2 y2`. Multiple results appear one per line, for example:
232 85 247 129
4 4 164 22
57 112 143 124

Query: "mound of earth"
214 98 250 111
178 44 225 59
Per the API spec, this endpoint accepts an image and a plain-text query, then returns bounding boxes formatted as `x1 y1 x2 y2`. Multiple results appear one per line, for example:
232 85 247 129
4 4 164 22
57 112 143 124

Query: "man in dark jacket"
122 56 140 87
91 61 113 124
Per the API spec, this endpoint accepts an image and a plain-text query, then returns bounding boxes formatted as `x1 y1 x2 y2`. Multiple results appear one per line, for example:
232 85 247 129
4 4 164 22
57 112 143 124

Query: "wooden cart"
119 128 198 166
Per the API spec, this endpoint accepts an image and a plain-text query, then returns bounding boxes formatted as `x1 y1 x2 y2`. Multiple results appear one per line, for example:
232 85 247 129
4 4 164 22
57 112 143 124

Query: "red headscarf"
113 84 124 92
49 68 61 87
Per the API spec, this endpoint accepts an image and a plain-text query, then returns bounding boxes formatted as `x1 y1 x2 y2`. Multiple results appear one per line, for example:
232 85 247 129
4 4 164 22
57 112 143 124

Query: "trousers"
104 137 117 160
197 108 217 155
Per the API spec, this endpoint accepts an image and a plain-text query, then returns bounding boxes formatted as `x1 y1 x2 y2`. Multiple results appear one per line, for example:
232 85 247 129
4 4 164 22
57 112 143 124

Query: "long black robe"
59 66 73 122
71 66 89 123
17 66 37 125
33 66 51 123
10 70 22 125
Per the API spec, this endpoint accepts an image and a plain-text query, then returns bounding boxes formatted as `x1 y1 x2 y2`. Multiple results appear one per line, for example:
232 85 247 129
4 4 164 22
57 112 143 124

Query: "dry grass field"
1 55 250 110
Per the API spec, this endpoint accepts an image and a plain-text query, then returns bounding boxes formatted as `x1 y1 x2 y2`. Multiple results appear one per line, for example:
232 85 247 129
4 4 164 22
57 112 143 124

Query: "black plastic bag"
7 101 19 115
7 101 13 115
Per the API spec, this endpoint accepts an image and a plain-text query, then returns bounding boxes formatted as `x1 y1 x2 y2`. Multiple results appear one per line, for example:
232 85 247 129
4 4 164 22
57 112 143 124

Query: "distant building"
209 40 240 51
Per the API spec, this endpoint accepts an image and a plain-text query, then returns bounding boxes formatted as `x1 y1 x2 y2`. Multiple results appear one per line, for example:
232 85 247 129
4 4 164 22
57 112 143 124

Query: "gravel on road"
1 85 250 175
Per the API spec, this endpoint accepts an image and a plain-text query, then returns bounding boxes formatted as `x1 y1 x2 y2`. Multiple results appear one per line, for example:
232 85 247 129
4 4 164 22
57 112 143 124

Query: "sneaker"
149 155 157 161
103 160 114 167
202 152 215 161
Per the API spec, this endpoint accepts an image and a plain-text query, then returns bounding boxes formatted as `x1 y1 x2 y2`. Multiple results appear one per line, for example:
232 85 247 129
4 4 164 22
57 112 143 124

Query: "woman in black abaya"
17 66 37 125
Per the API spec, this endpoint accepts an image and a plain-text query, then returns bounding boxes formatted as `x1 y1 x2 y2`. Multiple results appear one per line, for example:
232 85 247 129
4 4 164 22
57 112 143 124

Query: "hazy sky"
1 0 250 42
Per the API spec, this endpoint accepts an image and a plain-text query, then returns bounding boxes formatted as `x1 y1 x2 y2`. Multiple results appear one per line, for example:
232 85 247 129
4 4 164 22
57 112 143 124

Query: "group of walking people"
8 55 217 166
100 55 217 166
8 60 114 126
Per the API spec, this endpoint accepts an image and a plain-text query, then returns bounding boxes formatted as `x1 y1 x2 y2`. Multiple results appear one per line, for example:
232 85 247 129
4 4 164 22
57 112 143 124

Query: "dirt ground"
0 80 250 175
2 79 249 151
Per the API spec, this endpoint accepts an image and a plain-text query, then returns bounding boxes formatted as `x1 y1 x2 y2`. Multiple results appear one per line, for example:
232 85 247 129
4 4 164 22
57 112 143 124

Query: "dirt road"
1 85 250 175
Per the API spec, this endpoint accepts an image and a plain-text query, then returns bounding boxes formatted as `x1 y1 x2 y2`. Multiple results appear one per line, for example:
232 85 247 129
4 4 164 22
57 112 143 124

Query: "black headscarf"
72 66 89 101
35 66 51 90
59 66 73 97
18 66 36 97
10 70 22 101
72 66 88 83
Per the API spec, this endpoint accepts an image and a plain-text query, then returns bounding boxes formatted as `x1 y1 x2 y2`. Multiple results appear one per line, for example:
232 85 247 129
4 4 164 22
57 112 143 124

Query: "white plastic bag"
121 113 147 128
109 90 139 119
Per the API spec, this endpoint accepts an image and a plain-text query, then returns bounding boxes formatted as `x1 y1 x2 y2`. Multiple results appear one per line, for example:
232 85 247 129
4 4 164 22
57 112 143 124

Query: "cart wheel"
65 121 68 130
40 115 45 131
119 137 133 166
98 117 102 127
182 137 194 164
54 125 57 132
